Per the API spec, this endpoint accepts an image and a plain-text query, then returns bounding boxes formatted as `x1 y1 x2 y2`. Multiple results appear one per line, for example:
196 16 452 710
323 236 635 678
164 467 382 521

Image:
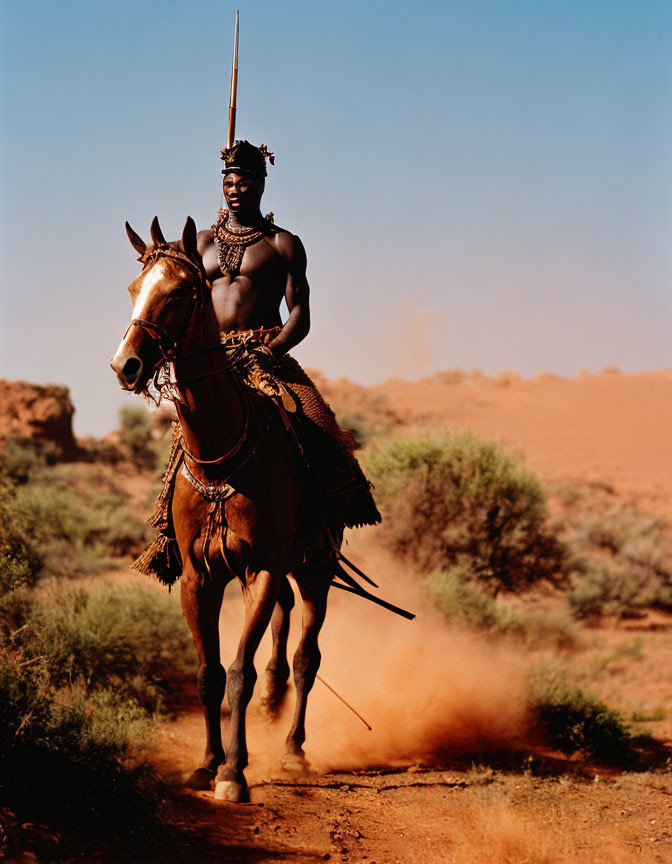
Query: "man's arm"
267 232 310 357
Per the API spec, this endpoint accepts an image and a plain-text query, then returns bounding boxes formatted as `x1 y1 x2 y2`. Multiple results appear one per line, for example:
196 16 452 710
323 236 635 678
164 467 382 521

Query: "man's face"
223 172 263 215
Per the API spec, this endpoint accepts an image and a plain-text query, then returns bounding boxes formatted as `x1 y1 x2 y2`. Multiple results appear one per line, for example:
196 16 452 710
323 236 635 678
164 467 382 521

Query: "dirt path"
151 700 672 864
146 554 672 864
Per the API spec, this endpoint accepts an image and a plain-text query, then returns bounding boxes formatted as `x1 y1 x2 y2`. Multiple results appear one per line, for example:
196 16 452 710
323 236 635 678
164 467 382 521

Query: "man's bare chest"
202 235 285 285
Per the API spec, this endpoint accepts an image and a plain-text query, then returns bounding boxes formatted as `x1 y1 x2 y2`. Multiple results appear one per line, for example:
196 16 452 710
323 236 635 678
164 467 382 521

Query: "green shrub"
529 662 633 759
364 430 564 593
119 405 158 470
0 437 61 484
0 654 165 851
0 580 195 850
0 440 182 854
13 483 146 577
335 395 401 447
0 442 149 579
427 568 574 648
0 477 42 596
19 582 196 713
564 509 672 617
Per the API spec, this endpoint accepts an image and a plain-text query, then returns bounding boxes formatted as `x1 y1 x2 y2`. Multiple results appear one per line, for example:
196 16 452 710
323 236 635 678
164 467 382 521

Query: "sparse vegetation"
0 652 165 851
0 430 192 855
426 568 574 648
631 706 666 723
119 404 160 470
0 570 193 850
335 394 401 447
0 472 42 595
529 662 634 760
0 437 149 579
364 430 565 593
16 582 196 712
563 508 672 618
467 762 495 785
2 373 671 859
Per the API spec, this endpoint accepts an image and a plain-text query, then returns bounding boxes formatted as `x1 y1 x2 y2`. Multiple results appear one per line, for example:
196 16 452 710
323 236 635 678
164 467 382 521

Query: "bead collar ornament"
211 209 274 275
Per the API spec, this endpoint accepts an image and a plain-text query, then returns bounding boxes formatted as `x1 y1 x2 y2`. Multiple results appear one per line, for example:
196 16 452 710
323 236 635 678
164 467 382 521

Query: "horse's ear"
150 216 166 245
181 216 198 259
125 221 146 256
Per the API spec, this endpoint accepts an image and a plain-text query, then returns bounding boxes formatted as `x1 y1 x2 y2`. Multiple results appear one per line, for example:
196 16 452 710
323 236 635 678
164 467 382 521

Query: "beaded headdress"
219 140 275 178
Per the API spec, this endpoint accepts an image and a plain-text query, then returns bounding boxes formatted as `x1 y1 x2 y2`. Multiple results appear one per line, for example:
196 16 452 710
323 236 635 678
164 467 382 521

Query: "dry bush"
529 662 633 760
364 430 565 593
427 568 574 648
563 508 672 617
15 581 196 713
494 370 522 387
334 393 402 448
119 404 161 470
0 579 194 853
0 438 179 854
336 408 397 447
0 438 149 580
0 474 42 595
0 653 165 854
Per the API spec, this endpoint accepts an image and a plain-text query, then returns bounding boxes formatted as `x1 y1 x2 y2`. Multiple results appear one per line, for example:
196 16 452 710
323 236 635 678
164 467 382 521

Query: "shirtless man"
197 140 309 359
196 140 380 533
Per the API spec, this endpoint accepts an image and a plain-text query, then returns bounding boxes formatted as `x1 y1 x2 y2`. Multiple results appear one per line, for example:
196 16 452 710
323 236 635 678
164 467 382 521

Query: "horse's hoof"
281 751 310 777
214 779 249 803
185 767 216 790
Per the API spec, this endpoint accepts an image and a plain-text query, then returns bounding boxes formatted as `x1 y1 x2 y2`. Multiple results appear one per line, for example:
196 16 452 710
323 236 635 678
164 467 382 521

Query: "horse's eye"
167 288 188 302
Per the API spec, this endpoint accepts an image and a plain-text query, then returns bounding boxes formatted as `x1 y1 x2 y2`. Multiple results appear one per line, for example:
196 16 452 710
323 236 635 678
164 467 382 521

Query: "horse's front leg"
282 563 331 775
181 559 228 790
215 568 280 802
260 575 295 720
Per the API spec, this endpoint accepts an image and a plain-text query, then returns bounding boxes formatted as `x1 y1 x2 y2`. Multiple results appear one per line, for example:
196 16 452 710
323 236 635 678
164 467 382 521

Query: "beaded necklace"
211 208 272 275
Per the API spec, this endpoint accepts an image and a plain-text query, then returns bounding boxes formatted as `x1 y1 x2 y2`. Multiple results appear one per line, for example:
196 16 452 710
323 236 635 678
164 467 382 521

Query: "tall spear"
227 10 239 149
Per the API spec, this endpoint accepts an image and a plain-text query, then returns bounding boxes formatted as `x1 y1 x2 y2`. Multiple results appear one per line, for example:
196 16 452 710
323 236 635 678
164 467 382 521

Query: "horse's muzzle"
110 351 144 391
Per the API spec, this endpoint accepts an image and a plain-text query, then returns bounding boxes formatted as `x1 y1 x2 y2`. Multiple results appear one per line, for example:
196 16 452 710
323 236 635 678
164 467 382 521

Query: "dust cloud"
366 301 443 381
442 798 659 864
218 533 532 777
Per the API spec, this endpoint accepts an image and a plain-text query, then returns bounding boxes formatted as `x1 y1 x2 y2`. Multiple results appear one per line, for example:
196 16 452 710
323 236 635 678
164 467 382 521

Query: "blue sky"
1 0 670 435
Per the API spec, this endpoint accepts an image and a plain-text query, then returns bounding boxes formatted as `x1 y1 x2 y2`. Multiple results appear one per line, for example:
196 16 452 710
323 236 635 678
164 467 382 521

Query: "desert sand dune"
324 369 672 517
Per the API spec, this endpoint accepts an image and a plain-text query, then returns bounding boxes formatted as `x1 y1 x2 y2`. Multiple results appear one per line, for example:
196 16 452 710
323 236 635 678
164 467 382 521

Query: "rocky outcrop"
0 380 78 455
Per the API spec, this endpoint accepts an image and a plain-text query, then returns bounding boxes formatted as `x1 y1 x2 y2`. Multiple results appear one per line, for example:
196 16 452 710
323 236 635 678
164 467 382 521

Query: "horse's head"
110 216 204 392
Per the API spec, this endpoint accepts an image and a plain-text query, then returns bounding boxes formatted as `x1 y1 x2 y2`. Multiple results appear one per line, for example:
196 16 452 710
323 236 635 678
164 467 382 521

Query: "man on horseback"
110 13 411 805
193 139 381 542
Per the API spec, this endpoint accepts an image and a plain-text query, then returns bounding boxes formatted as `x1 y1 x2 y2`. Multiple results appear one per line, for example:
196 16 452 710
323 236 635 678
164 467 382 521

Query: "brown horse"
110 216 336 802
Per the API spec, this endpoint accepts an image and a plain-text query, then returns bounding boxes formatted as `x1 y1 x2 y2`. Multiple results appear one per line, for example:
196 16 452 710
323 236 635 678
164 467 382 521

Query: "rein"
181 375 252 468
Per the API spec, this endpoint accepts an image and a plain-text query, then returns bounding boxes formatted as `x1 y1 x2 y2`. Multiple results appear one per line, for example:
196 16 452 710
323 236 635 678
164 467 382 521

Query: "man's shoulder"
196 227 215 254
269 225 305 261
197 227 215 242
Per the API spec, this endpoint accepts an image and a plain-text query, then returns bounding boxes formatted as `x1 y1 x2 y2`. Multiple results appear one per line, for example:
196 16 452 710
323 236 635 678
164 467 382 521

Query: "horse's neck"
173 293 245 467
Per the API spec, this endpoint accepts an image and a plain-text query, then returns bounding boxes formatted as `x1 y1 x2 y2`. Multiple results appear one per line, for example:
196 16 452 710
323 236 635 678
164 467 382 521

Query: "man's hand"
253 342 277 370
